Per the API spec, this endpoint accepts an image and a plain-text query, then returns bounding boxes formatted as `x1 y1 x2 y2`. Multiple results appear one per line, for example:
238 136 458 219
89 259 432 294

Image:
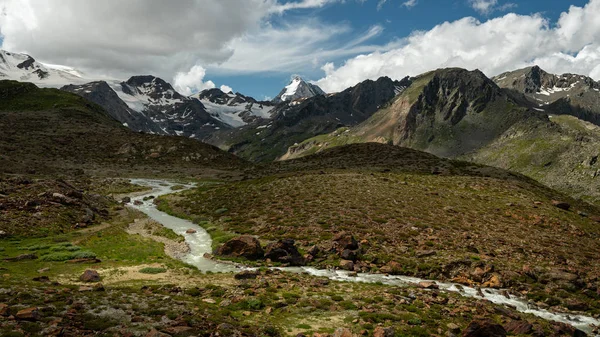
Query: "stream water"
127 179 599 335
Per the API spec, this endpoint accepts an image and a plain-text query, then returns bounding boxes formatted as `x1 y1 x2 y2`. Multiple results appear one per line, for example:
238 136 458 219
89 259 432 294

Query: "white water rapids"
127 179 599 335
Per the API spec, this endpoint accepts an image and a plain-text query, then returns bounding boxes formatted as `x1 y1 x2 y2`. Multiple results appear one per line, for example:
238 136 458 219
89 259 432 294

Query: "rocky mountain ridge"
494 65 600 125
271 76 325 103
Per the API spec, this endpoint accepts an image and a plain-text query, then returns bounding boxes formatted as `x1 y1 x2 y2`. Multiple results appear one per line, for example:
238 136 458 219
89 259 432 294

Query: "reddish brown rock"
418 281 439 289
504 320 533 335
379 261 402 275
79 269 101 282
333 328 353 337
332 232 358 251
462 319 506 337
373 326 395 337
186 229 197 234
0 303 9 316
340 260 355 271
145 328 171 337
16 307 40 321
216 235 264 260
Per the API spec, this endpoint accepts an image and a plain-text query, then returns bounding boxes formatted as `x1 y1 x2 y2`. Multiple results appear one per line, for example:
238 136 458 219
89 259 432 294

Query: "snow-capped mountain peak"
272 76 325 104
194 88 275 127
0 49 87 87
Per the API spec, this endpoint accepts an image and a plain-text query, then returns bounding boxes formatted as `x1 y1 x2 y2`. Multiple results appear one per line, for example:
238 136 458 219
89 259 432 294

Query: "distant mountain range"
3 48 600 202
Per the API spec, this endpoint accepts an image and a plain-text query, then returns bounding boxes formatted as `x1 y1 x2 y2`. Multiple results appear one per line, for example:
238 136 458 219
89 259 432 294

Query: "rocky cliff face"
207 76 411 162
62 81 162 133
63 76 229 139
194 88 274 127
494 66 600 126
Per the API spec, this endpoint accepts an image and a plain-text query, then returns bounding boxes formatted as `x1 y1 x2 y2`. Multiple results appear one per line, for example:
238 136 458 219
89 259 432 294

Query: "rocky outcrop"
264 239 305 266
462 319 506 337
216 235 264 260
80 270 101 282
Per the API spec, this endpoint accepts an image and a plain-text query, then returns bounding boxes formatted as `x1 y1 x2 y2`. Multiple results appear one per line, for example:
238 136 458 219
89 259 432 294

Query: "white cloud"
469 0 498 14
402 0 418 8
0 0 347 87
469 0 517 15
210 22 389 74
269 0 340 14
220 85 234 93
173 65 215 96
377 0 387 10
315 0 600 92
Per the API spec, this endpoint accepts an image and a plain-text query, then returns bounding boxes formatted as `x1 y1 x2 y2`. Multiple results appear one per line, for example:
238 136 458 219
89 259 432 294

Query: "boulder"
0 303 9 316
216 235 264 260
552 200 571 211
121 197 131 204
79 269 101 282
379 261 402 275
332 232 358 251
307 245 321 257
146 329 171 337
3 253 37 262
234 270 260 280
133 200 143 205
333 328 353 337
373 327 395 337
186 229 197 234
482 274 502 289
340 260 354 271
418 281 439 289
504 321 532 335
264 239 305 266
340 249 357 262
462 319 506 337
15 307 40 321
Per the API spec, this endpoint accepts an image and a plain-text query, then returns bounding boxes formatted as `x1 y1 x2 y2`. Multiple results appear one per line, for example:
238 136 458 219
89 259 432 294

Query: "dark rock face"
462 319 506 337
264 239 305 266
62 81 163 134
216 235 264 260
79 270 101 283
16 56 36 70
494 65 600 127
210 76 410 162
332 232 359 251
62 76 229 140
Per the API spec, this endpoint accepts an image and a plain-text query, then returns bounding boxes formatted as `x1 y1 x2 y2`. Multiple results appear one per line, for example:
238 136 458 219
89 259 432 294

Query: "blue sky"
1 0 599 99
208 0 591 99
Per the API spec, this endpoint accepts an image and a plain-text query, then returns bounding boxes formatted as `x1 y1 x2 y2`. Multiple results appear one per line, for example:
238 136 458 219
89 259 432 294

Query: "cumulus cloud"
173 65 215 96
315 0 600 92
220 85 234 93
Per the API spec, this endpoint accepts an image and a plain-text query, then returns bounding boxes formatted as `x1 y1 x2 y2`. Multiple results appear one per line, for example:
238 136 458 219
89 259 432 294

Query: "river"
127 179 599 335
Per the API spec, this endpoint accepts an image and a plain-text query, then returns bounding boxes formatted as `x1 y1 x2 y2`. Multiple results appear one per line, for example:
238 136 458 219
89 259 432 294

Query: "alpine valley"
2 47 600 337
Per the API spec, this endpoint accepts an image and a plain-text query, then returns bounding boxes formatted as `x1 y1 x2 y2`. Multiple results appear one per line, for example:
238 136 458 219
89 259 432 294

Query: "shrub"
40 251 96 261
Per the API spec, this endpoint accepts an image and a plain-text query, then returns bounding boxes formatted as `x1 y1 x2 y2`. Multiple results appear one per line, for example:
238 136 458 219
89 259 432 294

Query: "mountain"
281 68 600 203
194 88 275 127
271 76 325 103
494 66 600 125
61 81 162 134
0 50 86 87
63 76 229 139
284 68 535 159
0 80 247 177
207 76 412 162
